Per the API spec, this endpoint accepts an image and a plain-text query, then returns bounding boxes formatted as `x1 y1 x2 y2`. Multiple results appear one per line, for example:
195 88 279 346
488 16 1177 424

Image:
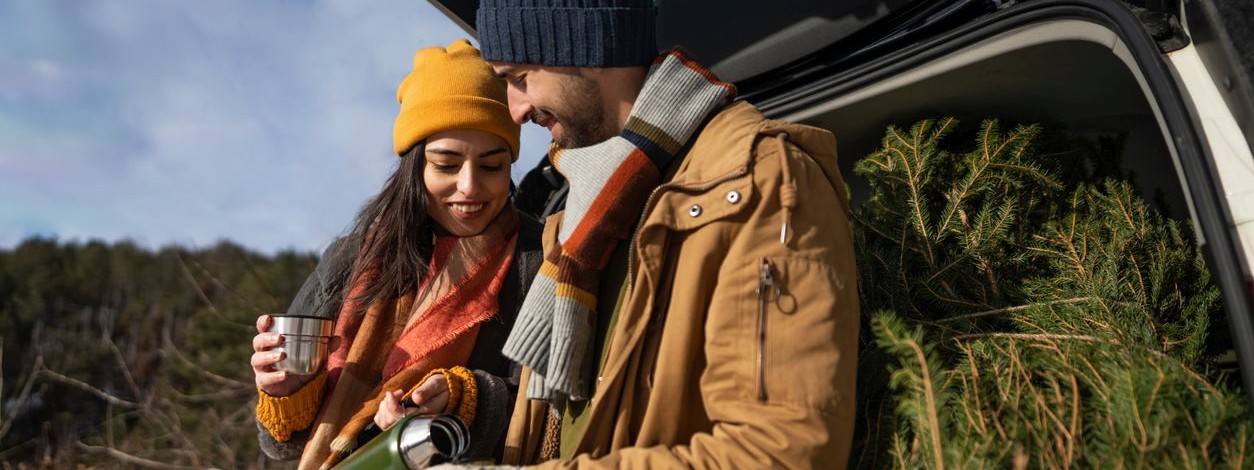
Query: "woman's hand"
373 374 450 431
251 314 317 397
374 389 408 431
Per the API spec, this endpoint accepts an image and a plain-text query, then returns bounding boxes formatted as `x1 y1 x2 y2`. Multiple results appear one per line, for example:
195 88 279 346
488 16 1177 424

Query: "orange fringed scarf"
297 209 519 470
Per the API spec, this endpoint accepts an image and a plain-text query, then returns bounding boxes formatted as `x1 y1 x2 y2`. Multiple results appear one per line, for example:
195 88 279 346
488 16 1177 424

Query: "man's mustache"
529 109 556 126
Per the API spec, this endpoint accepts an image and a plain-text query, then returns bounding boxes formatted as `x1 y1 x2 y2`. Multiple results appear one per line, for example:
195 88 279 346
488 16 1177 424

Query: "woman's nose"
457 166 482 197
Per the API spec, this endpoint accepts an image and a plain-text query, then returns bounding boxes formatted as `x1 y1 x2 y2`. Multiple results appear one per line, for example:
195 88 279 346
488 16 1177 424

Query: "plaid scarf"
502 49 735 407
298 209 519 470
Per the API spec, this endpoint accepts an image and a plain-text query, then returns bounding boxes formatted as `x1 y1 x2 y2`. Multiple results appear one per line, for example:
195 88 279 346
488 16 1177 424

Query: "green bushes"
0 239 316 468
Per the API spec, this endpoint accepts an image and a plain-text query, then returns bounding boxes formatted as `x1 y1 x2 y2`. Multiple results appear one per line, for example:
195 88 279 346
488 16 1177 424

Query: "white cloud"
0 0 550 254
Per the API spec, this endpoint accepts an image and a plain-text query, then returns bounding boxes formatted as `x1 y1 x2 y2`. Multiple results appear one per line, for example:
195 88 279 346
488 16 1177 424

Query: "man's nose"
506 87 532 125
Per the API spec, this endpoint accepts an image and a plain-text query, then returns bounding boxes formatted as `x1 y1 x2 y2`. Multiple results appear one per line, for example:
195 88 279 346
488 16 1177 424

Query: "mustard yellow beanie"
393 39 520 158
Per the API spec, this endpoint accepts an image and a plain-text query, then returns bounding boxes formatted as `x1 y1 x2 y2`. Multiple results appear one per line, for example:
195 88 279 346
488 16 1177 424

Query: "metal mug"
270 314 333 375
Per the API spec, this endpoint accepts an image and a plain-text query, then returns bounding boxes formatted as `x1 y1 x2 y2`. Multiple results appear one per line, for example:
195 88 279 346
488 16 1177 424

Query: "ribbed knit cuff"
413 366 478 426
502 272 558 372
256 371 326 442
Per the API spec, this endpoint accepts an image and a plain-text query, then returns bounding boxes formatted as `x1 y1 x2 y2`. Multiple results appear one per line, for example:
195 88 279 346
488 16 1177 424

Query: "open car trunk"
747 0 1254 406
427 0 1254 408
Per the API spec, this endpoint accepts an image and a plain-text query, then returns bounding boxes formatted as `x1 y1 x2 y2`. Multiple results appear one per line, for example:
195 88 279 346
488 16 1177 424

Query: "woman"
249 39 540 469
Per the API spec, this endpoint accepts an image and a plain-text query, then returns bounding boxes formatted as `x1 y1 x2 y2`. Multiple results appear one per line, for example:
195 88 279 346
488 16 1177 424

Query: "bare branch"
167 385 254 404
149 396 206 468
76 441 195 470
176 252 263 328
36 368 140 409
0 436 39 462
0 349 44 440
160 323 249 389
103 331 144 402
234 248 282 312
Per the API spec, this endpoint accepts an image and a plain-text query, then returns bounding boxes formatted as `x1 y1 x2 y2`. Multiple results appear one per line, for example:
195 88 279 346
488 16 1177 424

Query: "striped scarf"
299 209 519 470
502 49 735 407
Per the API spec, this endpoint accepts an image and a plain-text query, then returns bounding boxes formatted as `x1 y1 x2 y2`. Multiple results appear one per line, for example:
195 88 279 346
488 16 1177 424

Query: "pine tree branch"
921 281 986 310
1067 371 1080 465
887 124 939 268
952 332 1106 344
960 346 989 435
954 332 1221 396
880 319 946 469
937 297 1097 324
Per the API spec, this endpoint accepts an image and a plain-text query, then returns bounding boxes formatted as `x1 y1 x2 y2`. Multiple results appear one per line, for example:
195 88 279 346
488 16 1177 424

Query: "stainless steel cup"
271 314 333 375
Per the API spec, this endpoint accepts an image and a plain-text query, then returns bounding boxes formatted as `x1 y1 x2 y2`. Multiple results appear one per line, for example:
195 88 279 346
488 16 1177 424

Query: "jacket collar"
634 101 767 234
670 101 764 186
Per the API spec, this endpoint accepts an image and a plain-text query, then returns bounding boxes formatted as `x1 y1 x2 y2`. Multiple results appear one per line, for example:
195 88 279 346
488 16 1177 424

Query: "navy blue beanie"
476 0 658 67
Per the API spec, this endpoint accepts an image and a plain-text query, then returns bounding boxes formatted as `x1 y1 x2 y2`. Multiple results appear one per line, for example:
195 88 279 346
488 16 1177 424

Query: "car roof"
426 0 916 83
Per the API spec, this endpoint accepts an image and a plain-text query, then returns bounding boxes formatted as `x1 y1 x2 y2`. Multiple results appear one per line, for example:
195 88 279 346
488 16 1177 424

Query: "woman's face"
423 129 513 237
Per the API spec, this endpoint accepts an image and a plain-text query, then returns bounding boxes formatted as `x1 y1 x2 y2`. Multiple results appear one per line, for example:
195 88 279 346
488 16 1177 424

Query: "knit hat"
393 39 520 158
476 0 658 67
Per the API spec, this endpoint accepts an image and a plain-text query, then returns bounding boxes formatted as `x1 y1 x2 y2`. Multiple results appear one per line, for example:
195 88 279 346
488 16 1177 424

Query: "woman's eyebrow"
426 147 463 156
478 147 509 158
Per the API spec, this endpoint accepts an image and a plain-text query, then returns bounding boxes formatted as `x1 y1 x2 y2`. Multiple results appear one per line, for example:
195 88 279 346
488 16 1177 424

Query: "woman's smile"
423 129 513 236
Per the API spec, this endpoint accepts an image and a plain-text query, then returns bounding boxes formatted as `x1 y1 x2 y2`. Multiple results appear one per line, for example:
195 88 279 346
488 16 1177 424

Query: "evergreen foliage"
0 238 316 468
852 118 1250 468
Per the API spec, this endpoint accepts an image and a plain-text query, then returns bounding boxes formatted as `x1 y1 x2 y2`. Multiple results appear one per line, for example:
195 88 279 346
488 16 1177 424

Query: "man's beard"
544 74 618 149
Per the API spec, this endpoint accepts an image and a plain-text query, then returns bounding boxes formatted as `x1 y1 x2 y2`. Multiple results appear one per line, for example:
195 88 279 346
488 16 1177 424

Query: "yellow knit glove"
411 366 477 426
256 371 326 442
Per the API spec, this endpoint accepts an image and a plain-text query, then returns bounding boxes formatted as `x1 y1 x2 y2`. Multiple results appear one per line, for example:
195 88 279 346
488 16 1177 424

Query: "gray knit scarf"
501 49 736 408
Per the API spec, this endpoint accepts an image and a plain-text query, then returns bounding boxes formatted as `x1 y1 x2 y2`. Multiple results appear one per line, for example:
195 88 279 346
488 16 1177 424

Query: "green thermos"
332 414 469 469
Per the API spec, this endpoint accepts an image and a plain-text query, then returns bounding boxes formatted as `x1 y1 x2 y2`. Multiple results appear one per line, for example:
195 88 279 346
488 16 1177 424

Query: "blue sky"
0 0 550 254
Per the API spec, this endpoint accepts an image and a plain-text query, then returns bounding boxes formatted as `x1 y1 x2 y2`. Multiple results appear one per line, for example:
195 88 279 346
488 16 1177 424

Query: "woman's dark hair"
344 143 432 314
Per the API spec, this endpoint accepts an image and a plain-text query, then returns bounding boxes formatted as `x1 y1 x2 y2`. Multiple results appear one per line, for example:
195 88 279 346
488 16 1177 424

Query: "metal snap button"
688 204 703 217
726 190 741 204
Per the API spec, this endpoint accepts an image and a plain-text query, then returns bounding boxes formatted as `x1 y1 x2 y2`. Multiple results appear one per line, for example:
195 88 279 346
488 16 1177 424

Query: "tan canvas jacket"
504 101 859 469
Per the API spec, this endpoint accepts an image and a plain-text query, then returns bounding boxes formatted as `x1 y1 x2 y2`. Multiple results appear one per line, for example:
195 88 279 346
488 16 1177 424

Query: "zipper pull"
758 260 778 297
756 260 781 401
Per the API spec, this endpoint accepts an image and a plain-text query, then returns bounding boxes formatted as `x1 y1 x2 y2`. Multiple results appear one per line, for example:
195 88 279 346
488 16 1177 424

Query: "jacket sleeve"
541 134 859 469
255 234 357 460
463 368 520 462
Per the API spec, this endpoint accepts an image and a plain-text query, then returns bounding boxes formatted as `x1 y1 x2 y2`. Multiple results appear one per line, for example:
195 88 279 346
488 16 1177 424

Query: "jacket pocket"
755 256 854 408
756 259 780 401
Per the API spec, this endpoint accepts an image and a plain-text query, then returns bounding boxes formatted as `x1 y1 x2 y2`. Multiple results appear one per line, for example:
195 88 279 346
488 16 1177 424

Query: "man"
478 1 860 467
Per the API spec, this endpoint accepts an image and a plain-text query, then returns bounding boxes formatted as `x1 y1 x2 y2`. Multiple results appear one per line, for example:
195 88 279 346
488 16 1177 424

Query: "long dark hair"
344 143 432 314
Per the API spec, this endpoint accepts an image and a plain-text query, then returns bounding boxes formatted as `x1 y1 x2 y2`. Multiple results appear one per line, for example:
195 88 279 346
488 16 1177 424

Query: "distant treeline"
0 237 318 468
